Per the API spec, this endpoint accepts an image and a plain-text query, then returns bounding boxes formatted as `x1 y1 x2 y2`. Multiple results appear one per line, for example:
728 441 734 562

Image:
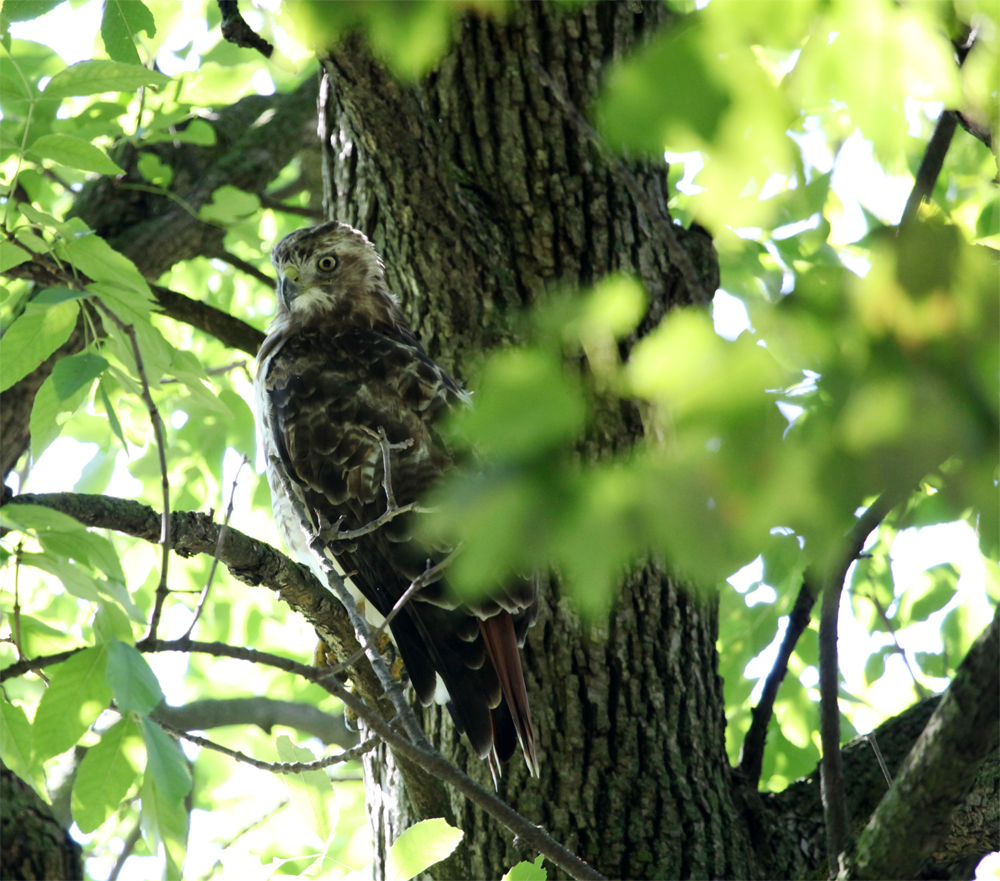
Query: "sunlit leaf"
0 300 78 392
72 716 144 833
32 645 112 762
28 133 123 174
386 818 464 881
275 735 337 848
503 855 547 881
44 59 169 99
106 640 163 716
100 0 156 66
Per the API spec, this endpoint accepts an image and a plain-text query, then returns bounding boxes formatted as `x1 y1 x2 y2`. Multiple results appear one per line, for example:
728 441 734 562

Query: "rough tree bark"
315 4 751 879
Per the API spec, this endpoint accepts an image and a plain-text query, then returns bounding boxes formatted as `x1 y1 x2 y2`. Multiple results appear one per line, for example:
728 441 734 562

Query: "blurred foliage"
0 0 997 878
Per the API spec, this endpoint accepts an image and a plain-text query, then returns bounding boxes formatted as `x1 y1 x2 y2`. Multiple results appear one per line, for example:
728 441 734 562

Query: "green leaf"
0 300 78 392
896 563 959 625
0 241 31 272
595 24 731 153
140 717 192 803
29 367 91 461
455 349 586 459
503 855 547 881
197 185 260 226
0 700 34 783
136 152 173 187
2 1 63 23
106 640 163 716
20 553 102 602
32 645 113 762
145 117 216 146
139 773 188 881
50 352 109 401
93 601 135 644
100 0 156 65
0 503 91 535
58 233 151 297
43 60 169 99
32 287 90 306
863 645 892 686
28 133 123 175
71 716 143 833
385 818 464 881
275 735 337 848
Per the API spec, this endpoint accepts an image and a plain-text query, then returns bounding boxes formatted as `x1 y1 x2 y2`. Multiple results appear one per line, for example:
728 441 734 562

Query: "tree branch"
218 0 274 59
849 605 1000 879
819 490 903 873
738 574 818 787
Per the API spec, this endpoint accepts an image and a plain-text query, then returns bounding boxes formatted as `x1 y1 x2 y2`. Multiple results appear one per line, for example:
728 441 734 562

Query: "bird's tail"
479 610 539 777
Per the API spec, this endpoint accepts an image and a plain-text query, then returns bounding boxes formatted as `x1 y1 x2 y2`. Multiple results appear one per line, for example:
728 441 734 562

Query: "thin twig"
182 454 248 639
94 300 172 641
855 588 929 700
208 247 274 287
527 51 711 305
0 646 86 682
156 719 377 773
866 732 893 788
738 574 818 787
197 800 290 881
819 490 902 874
160 360 247 383
108 823 142 881
325 545 462 677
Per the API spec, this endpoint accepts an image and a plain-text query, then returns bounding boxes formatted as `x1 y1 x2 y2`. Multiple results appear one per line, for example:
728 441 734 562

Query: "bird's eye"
317 255 337 272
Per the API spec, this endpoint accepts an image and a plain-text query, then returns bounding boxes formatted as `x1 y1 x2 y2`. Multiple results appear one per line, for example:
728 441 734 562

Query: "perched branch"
133 636 603 881
850 606 1000 879
818 491 902 873
738 575 818 787
93 301 172 642
325 679 608 881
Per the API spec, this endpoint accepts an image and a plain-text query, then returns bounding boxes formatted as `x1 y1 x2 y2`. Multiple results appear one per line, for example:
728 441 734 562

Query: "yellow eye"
317 255 337 272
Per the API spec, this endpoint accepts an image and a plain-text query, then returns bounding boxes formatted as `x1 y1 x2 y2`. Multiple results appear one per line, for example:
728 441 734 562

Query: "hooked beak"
278 269 302 309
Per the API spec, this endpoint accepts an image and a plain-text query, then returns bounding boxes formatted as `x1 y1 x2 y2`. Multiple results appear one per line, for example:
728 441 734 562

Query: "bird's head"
270 222 402 329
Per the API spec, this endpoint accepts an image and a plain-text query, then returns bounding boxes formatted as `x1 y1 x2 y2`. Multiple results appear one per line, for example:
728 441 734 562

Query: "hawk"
254 221 539 778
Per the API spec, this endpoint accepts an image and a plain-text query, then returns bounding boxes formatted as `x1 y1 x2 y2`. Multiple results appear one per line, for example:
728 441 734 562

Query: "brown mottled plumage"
254 222 539 778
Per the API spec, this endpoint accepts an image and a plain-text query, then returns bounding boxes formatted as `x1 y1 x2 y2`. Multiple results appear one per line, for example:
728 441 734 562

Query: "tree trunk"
1 760 84 881
317 4 748 878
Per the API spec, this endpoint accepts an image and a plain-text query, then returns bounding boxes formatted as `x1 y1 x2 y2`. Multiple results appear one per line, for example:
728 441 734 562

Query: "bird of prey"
254 221 539 778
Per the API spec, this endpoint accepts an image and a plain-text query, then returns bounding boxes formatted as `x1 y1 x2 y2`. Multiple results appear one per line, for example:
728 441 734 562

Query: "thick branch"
850 605 1000 879
0 492 384 710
